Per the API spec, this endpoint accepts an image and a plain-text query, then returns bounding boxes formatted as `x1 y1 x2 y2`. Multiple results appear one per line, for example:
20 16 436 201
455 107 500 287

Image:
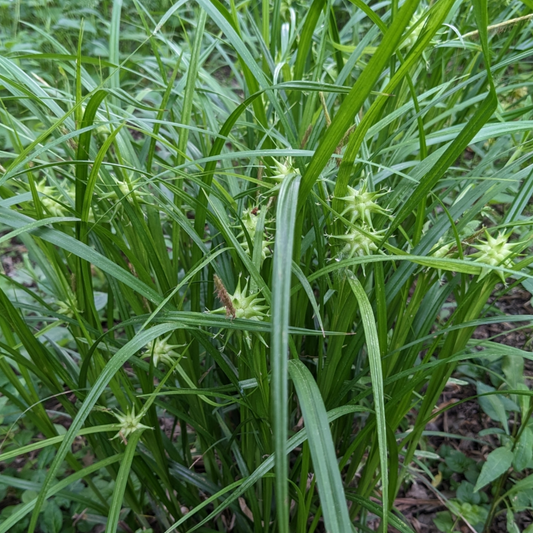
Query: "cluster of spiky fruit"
334 180 389 262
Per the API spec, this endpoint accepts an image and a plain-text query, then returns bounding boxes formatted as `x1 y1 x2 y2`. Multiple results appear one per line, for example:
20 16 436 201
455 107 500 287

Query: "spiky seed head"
269 157 300 184
230 278 269 321
55 297 80 318
142 335 183 367
471 231 517 282
36 180 70 217
238 208 273 261
333 225 383 259
112 406 151 440
101 174 148 204
338 181 389 227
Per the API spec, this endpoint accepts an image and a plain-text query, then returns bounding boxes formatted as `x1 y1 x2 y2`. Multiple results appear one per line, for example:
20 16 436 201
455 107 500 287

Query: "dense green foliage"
1 0 533 532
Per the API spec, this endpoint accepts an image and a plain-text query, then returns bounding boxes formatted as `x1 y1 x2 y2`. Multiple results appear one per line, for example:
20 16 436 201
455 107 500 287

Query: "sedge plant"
0 0 533 532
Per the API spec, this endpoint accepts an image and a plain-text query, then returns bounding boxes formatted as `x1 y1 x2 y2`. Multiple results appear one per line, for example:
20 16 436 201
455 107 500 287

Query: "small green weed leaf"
513 427 533 472
433 511 457 533
507 510 520 533
456 481 481 505
445 450 474 474
42 502 62 533
464 463 481 485
504 474 533 500
474 447 513 493
449 500 487 526
510 488 533 513
477 381 510 434
21 490 39 504
503 355 525 391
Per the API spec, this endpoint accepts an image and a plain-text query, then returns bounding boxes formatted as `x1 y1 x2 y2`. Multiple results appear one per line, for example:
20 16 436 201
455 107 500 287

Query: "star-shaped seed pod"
338 181 390 228
237 208 273 261
230 278 269 321
333 225 383 259
112 406 151 442
36 180 70 217
55 297 80 319
431 238 453 259
142 335 184 367
471 231 518 282
266 157 301 194
100 174 149 204
213 276 269 321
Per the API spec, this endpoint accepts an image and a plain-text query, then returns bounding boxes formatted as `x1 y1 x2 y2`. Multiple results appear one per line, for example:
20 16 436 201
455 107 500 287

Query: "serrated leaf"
474 447 513 493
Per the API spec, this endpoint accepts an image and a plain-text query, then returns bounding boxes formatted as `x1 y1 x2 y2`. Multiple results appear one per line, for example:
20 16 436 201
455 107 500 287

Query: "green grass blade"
0 425 118 463
289 360 352 533
271 172 301 533
0 207 164 304
164 406 367 533
298 0 421 203
176 10 206 170
293 0 326 80
346 273 388 532
27 323 180 533
105 430 144 533
0 454 123 533
384 0 497 240
109 0 123 104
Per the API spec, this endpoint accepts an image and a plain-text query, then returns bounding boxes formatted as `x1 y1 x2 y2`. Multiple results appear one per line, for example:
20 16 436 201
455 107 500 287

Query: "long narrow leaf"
27 323 180 533
289 360 352 533
271 172 301 533
347 274 389 531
